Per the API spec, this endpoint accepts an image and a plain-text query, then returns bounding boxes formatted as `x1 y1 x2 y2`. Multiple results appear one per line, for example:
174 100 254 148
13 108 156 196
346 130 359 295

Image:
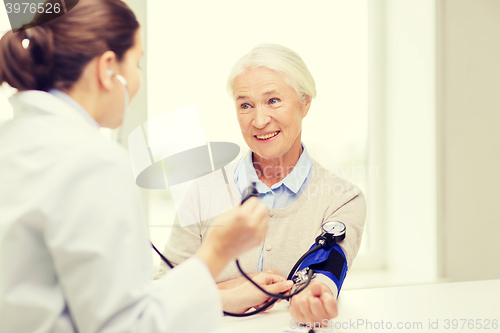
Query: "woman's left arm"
326 185 367 271
289 184 367 322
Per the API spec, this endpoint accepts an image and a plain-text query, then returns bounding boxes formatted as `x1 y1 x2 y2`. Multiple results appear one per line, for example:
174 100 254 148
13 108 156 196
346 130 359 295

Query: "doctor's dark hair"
0 0 139 92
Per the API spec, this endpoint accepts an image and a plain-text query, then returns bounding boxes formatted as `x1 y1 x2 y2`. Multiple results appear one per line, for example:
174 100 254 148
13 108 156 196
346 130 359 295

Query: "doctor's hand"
220 272 293 314
289 281 338 325
195 197 269 279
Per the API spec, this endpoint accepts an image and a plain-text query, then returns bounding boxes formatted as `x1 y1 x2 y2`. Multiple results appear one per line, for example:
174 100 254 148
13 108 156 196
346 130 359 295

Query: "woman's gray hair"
227 43 317 103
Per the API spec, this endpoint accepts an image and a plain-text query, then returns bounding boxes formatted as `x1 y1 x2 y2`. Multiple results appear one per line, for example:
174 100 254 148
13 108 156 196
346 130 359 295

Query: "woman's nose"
252 106 271 129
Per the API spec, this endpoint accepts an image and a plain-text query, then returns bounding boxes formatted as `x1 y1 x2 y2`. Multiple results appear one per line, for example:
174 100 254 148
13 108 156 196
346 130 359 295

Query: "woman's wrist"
217 278 239 290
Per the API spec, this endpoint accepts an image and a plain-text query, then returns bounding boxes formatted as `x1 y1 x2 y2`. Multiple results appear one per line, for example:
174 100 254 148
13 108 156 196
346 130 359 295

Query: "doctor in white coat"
0 0 292 332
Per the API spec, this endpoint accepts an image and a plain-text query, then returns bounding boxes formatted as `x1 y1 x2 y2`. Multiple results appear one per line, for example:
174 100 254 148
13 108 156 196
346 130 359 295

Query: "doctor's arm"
47 148 268 333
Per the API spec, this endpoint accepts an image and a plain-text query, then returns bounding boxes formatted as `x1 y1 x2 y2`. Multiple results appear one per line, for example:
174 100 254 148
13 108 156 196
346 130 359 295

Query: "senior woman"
155 44 366 322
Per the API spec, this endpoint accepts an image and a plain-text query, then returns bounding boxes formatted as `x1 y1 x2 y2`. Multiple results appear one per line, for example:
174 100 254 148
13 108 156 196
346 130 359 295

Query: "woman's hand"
195 197 269 278
220 271 293 314
289 281 338 325
217 269 283 290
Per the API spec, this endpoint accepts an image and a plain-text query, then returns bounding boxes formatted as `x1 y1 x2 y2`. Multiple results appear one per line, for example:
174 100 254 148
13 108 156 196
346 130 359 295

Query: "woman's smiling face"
233 67 310 161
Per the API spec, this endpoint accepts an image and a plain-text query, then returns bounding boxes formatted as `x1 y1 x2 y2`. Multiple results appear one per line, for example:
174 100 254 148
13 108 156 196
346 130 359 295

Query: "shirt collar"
48 89 100 128
280 144 313 193
240 143 313 194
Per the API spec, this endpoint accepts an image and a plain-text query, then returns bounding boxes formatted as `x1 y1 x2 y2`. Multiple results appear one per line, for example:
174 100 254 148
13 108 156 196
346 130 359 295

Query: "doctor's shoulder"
12 103 132 176
0 112 137 212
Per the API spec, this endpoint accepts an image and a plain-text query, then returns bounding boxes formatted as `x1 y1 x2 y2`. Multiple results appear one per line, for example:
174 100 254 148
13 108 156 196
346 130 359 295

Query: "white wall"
383 0 438 281
437 0 500 281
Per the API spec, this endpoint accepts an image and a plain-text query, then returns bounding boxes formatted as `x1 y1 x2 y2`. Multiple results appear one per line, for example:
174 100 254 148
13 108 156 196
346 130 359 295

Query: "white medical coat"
0 91 222 332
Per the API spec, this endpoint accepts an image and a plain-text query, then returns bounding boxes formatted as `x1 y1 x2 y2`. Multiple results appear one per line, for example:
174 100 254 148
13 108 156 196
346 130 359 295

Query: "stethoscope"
151 181 347 317
111 78 347 317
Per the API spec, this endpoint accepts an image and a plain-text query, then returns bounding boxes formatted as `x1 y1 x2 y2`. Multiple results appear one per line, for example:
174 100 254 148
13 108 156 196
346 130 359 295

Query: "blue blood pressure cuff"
296 244 347 297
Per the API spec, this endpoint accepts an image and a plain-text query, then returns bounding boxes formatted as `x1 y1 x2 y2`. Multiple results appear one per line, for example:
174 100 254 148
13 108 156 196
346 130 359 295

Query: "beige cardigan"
153 159 366 296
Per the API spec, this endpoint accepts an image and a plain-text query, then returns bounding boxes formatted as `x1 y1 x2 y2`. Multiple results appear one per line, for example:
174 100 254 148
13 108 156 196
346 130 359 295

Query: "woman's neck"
65 82 101 125
252 138 303 187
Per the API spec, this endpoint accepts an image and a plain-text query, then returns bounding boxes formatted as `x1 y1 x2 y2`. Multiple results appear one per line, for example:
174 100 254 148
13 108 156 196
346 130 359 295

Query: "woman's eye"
269 98 280 104
241 103 251 109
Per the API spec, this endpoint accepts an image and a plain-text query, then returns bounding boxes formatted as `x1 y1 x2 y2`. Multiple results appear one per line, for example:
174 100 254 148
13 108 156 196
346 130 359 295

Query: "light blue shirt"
233 143 313 271
49 89 100 128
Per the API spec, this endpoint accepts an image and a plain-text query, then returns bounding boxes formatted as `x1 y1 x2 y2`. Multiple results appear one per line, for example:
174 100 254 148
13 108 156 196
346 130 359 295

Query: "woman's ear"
301 95 312 118
97 50 118 91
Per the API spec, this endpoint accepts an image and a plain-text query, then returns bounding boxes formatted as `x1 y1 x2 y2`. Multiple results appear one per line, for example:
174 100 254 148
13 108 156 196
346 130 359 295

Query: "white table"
214 279 500 333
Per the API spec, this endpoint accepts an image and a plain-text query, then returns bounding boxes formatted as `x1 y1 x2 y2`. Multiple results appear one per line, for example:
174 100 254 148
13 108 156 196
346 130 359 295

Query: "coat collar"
9 90 100 132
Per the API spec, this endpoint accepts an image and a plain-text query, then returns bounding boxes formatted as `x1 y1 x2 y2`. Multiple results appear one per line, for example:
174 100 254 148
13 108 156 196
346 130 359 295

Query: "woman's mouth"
255 131 280 141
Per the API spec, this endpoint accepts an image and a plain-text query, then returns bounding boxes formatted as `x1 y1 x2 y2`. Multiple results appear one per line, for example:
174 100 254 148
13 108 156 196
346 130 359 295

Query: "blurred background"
1 0 499 289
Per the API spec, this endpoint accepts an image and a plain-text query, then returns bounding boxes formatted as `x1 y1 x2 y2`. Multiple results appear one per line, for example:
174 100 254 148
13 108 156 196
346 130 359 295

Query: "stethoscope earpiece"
106 69 129 144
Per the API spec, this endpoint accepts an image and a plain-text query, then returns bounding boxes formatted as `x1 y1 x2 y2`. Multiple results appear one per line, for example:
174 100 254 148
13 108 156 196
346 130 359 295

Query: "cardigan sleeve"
323 184 367 274
304 183 366 297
